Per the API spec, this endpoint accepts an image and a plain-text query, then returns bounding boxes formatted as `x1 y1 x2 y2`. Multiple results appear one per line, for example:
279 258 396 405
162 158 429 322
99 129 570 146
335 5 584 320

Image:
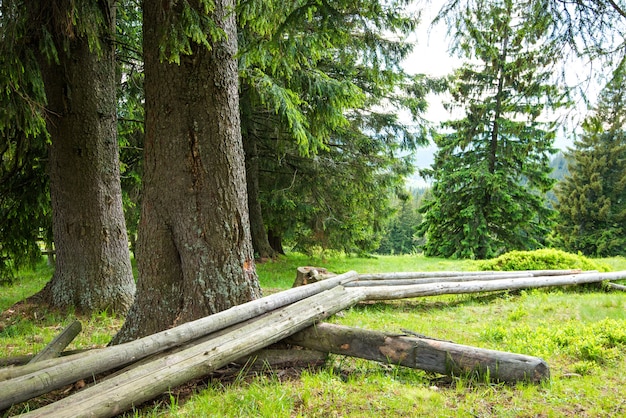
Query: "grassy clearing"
2 254 626 417
256 253 478 291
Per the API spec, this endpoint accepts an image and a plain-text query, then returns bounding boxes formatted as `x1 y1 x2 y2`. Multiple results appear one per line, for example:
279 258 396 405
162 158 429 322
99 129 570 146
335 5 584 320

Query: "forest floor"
2 253 626 417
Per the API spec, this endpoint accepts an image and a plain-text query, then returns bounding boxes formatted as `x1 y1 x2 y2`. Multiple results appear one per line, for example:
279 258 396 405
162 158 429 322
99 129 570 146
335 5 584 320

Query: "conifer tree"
238 0 429 256
555 60 626 256
377 193 424 255
114 0 261 342
0 2 52 282
419 0 568 259
0 0 136 311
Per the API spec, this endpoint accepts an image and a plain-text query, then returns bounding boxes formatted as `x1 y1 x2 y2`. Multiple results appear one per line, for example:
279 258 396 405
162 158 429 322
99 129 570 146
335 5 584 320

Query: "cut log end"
293 266 335 287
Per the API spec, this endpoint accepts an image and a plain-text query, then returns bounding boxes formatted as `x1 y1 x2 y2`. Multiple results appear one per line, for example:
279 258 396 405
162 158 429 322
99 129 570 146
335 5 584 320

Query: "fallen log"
349 271 554 287
19 286 366 418
0 271 358 411
0 349 102 382
353 271 626 300
287 323 549 383
608 282 626 291
346 270 581 287
28 320 82 364
357 269 583 281
0 348 93 368
232 348 328 372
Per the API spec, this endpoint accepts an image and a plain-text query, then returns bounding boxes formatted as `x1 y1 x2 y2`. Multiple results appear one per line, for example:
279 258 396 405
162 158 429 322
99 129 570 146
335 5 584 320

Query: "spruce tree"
419 0 568 259
1 0 136 311
555 60 626 256
238 0 429 255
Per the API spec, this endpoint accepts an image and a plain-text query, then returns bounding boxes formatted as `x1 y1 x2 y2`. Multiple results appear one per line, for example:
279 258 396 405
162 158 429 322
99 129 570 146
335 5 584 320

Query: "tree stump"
293 267 335 287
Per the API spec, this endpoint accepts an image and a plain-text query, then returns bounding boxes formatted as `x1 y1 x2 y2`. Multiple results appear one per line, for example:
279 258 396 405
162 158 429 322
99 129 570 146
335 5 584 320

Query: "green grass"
257 253 477 290
2 253 626 417
0 261 53 312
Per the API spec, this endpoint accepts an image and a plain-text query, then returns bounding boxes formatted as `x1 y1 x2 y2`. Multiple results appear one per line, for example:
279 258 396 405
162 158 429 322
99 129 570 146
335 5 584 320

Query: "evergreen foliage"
419 0 567 259
0 144 51 284
0 1 78 281
554 60 626 257
0 2 51 281
376 192 425 255
238 0 432 254
116 0 144 253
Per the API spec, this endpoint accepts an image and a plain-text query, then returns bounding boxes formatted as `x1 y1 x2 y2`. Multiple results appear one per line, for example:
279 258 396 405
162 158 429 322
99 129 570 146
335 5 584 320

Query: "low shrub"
477 249 610 272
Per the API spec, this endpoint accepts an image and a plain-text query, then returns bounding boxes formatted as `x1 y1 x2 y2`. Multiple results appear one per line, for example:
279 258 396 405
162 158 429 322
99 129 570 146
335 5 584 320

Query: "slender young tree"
0 1 136 311
555 60 626 256
114 0 261 342
419 0 568 259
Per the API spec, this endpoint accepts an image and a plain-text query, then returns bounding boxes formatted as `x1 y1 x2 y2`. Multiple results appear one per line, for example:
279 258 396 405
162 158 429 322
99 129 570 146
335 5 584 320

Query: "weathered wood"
0 271 358 411
356 269 583 281
608 282 626 291
349 272 535 287
28 320 82 364
0 349 102 382
20 286 366 418
293 266 334 287
232 348 328 372
287 323 549 383
0 349 92 368
354 271 626 300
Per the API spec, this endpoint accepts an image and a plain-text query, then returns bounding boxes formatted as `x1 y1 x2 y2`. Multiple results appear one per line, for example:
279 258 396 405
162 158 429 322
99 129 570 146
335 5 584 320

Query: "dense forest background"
1 0 625 291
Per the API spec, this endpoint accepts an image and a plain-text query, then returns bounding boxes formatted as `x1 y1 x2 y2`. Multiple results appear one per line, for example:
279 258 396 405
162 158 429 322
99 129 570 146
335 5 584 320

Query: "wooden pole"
0 349 102 382
20 286 365 418
354 271 626 300
28 320 82 364
0 271 358 411
608 282 626 291
349 272 536 287
287 323 549 383
0 349 92 368
356 270 583 281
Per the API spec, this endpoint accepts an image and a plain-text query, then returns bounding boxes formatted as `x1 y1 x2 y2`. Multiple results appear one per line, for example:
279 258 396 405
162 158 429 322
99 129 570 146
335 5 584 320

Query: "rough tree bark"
29 0 136 313
113 0 261 342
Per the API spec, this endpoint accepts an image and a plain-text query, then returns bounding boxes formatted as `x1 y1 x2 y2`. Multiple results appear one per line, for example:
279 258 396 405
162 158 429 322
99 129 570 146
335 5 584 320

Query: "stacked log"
0 272 360 412
17 286 364 418
350 270 626 300
3 268 626 417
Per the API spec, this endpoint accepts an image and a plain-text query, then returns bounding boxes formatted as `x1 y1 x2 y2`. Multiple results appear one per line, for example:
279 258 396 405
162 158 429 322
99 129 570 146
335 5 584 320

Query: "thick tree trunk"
30 0 135 313
113 0 261 342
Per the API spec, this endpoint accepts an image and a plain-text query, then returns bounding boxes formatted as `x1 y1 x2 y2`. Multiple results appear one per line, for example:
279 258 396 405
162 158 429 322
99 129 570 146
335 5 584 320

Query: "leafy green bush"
477 249 610 272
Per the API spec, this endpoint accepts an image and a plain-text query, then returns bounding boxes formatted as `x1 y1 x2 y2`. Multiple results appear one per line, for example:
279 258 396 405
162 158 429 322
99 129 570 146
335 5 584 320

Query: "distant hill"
549 151 569 181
